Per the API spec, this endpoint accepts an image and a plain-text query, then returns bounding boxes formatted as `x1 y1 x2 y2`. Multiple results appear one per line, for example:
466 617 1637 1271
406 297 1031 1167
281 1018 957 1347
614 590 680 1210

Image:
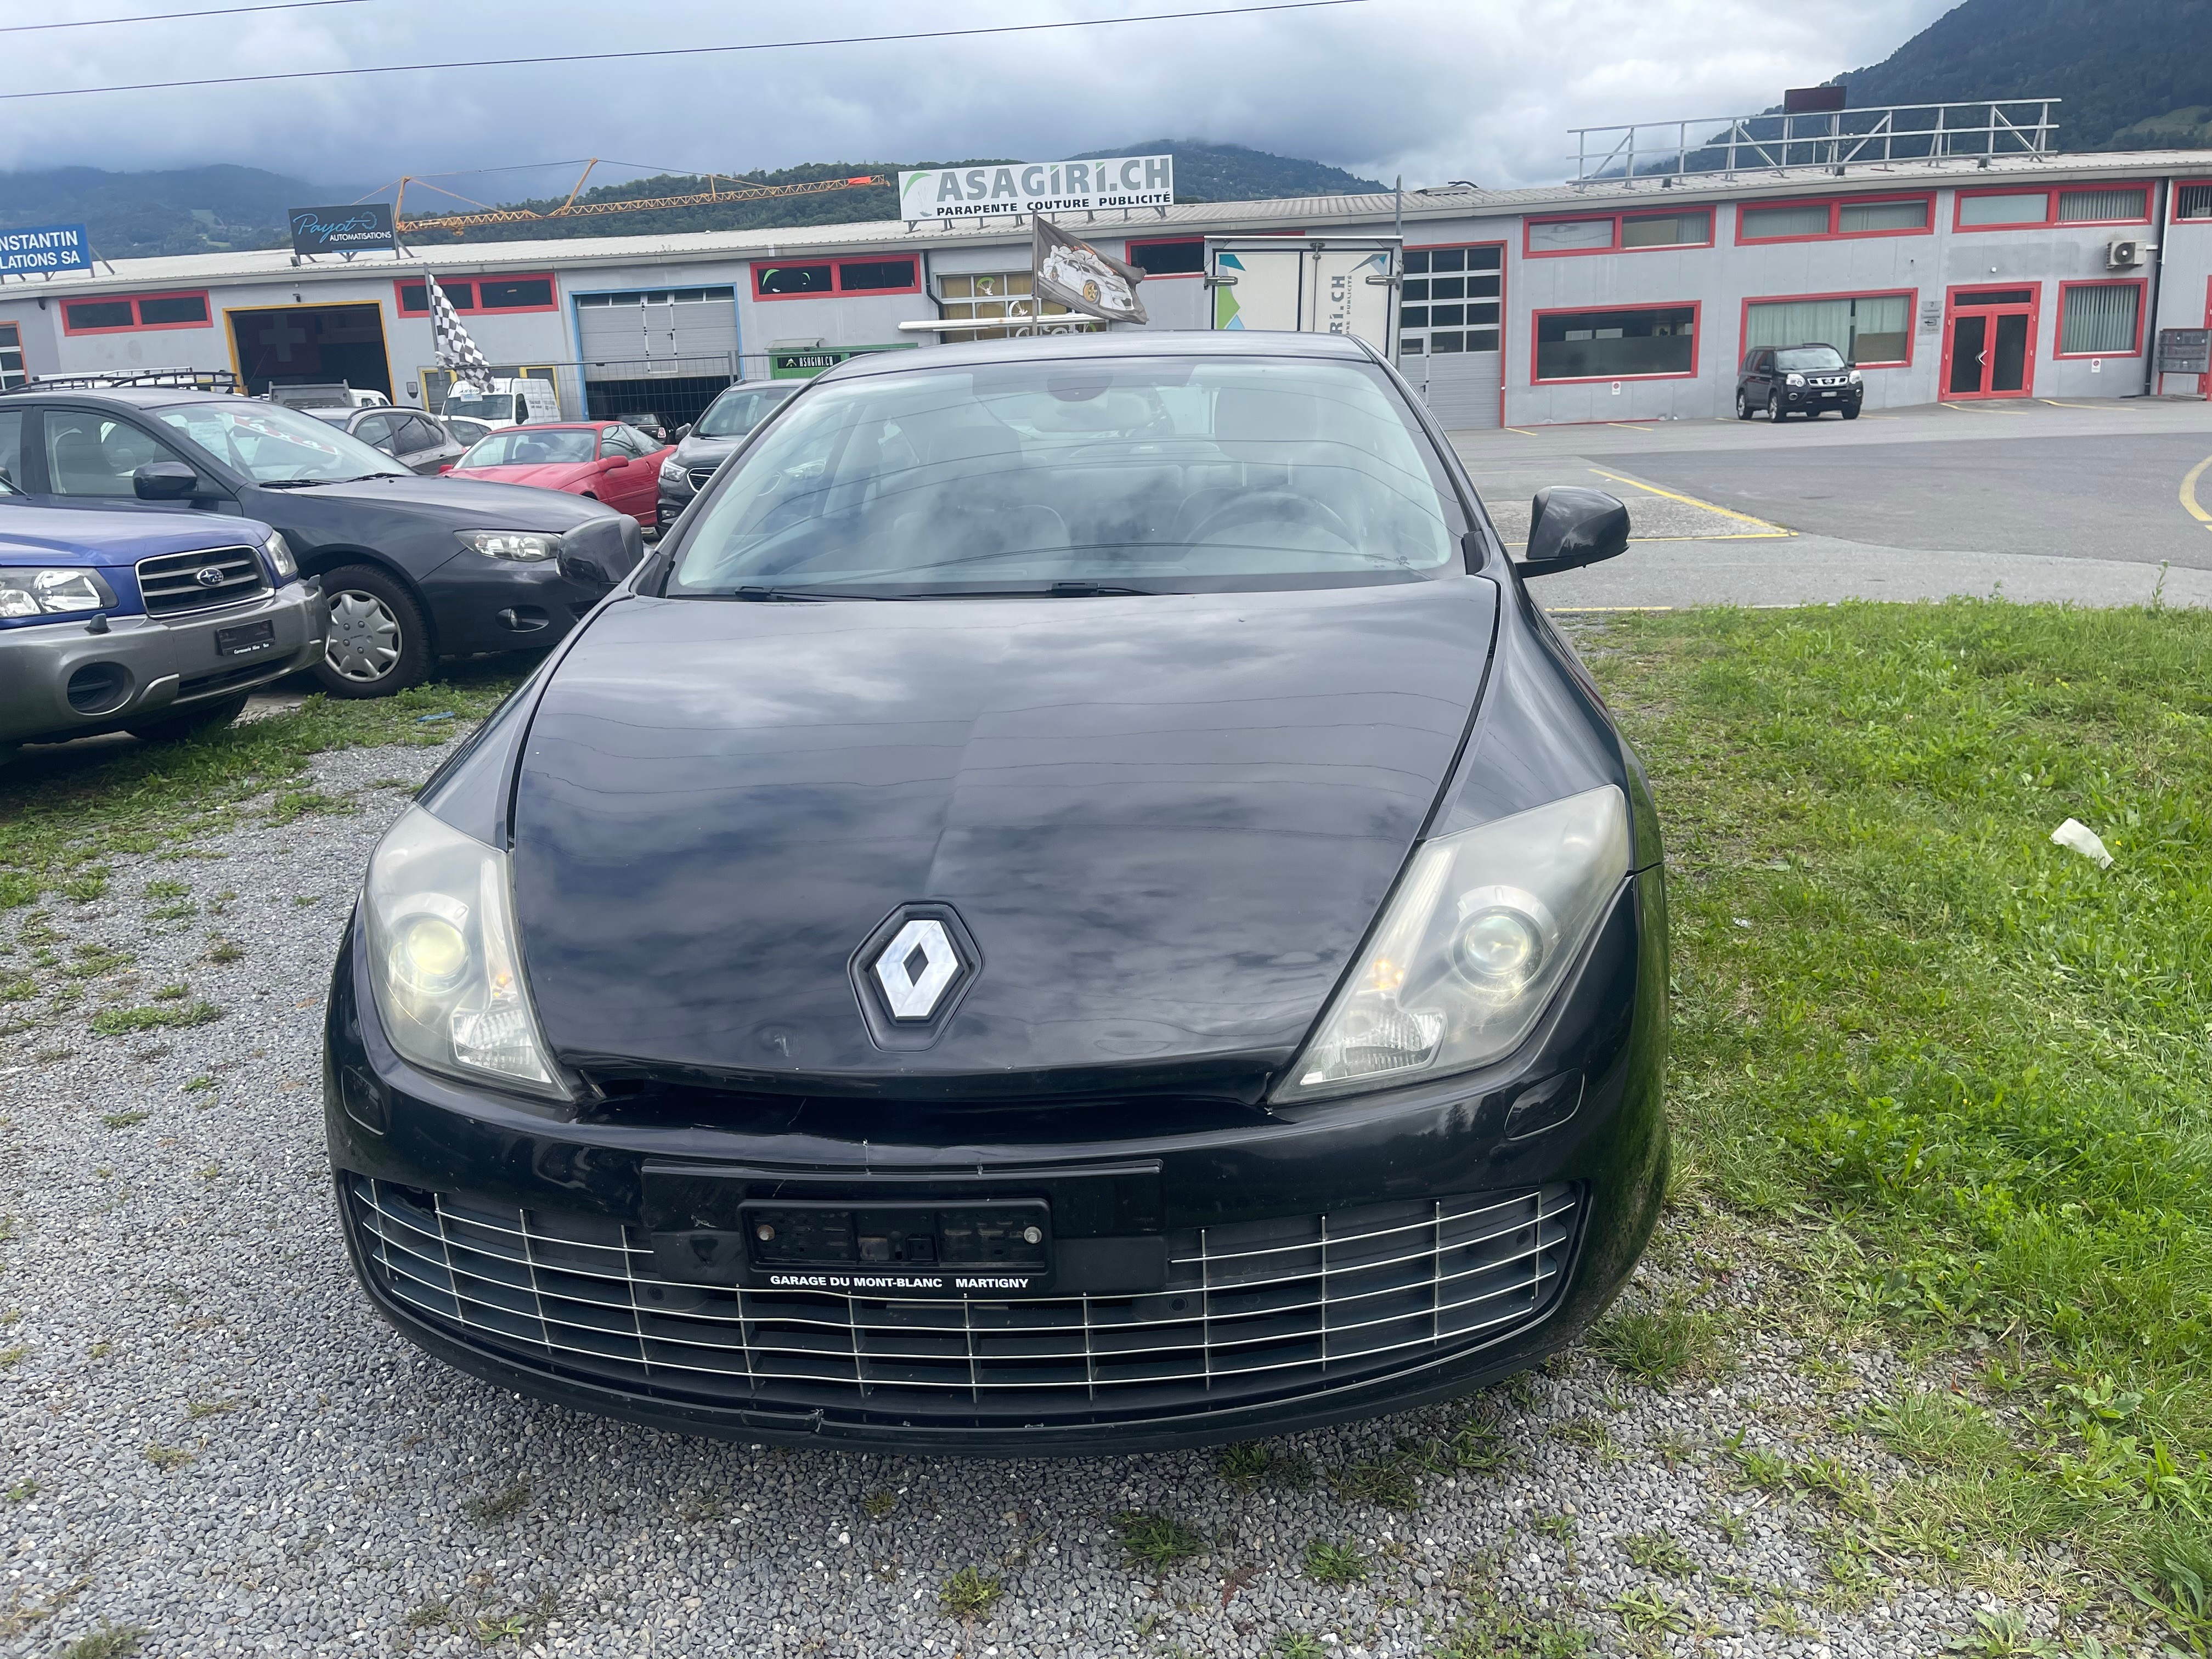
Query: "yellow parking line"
1585 469 1795 536
2039 397 2134 410
1503 426 1540 436
1940 400 1998 413
1607 422 1656 432
2180 453 2212 531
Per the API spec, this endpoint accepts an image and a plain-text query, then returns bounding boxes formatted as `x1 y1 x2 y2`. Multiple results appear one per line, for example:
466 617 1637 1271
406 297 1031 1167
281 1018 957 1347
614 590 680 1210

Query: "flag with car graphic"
1031 216 1148 326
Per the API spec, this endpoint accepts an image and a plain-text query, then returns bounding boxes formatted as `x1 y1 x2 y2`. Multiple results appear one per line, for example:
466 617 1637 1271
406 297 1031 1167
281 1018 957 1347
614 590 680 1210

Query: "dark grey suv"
1736 345 1863 421
655 381 799 523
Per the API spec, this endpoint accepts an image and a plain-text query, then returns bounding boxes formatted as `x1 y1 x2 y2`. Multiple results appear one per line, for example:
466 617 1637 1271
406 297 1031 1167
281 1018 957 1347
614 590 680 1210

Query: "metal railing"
1570 99 2061 184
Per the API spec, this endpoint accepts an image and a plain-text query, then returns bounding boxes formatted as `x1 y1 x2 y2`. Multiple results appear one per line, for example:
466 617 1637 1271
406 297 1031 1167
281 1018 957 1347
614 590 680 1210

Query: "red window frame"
1529 300 1702 386
1733 191 1934 246
58 289 213 336
1953 183 2153 232
1122 235 1206 278
750 255 922 301
1522 207 1714 259
2053 278 2148 359
392 273 560 316
1736 289 1918 370
2177 179 2212 222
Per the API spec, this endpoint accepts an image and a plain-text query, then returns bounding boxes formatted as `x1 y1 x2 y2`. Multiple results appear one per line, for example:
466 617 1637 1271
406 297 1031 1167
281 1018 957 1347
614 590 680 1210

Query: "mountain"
1836 0 2212 153
0 164 353 259
389 141 1390 245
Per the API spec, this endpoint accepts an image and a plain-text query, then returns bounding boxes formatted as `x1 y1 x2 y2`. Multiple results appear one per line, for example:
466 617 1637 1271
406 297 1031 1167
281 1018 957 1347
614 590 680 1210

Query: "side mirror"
599 455 627 472
1521 486 1630 574
674 424 692 442
134 460 201 501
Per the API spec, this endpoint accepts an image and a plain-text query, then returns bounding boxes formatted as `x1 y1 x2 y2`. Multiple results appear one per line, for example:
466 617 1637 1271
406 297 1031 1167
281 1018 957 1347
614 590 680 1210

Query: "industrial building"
5 115 2210 432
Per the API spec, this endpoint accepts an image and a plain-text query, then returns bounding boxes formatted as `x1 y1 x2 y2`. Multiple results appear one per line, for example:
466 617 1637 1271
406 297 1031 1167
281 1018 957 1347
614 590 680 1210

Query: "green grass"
937 1566 1002 1619
59 1624 148 1659
1587 1302 1733 1388
0 667 518 912
88 1002 220 1035
1585 601 2212 1638
1112 1510 1207 1572
461 1479 531 1523
1300 1538 1369 1585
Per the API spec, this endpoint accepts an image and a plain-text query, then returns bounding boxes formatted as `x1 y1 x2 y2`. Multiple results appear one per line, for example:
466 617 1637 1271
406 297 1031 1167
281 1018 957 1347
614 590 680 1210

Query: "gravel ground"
0 735 2089 1659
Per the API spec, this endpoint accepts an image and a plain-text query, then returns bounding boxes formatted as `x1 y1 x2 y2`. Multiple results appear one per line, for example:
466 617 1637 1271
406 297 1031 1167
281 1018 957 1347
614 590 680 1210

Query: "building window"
1745 292 1912 366
1399 245 1503 358
1525 208 1711 257
933 272 1096 339
395 274 557 315
751 256 920 300
575 287 736 307
0 323 24 390
58 291 211 335
1125 236 1205 276
2178 183 2212 220
1956 184 2151 230
2057 281 2144 356
1737 193 1931 243
1533 303 1697 382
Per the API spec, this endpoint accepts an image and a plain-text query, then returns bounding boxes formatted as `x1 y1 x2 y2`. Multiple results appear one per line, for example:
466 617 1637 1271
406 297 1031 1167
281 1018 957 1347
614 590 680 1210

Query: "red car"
445 421 674 529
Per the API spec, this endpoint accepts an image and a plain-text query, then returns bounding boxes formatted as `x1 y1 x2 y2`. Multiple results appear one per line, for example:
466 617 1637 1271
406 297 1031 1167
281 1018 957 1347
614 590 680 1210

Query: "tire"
1735 390 1753 421
1841 404 1861 421
313 564 432 698
125 691 249 744
1770 402 1790 422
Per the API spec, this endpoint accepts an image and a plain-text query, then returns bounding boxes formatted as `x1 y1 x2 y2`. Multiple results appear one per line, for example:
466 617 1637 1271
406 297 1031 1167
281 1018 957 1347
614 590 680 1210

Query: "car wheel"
125 691 250 744
314 565 431 698
1841 404 1861 421
1735 390 1752 421
1770 402 1790 422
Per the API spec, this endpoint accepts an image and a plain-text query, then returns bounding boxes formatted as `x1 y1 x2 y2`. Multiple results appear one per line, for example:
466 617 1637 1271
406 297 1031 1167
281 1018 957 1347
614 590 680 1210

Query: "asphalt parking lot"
1453 394 2212 610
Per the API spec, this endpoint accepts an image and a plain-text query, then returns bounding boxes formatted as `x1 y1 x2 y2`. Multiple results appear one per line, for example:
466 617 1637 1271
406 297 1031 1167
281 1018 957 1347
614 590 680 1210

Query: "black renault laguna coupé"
324 330 1668 1453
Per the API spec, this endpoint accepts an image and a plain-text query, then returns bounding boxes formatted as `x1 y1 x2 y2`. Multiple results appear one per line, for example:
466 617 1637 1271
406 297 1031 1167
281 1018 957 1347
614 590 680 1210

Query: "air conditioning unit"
2108 239 2146 268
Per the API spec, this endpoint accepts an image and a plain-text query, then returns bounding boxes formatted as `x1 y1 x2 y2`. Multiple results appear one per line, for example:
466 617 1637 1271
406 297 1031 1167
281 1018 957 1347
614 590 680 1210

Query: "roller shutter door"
1406 348 1502 430
576 288 738 379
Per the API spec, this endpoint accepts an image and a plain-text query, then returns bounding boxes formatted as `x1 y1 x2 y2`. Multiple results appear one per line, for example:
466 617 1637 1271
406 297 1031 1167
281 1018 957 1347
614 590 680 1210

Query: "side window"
399 416 445 453
353 413 398 452
601 427 635 458
43 411 178 498
0 409 24 488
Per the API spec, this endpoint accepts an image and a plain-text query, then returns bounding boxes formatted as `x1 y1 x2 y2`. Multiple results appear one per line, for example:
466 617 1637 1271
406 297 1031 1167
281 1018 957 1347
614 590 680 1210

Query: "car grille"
136 546 267 618
686 466 716 491
1810 374 1850 387
342 1173 1577 1427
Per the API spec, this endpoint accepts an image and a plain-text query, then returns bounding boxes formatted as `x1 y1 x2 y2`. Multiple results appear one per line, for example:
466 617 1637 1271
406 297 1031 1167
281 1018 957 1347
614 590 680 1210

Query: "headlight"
262 531 298 579
1275 786 1630 1103
363 806 567 1099
1847 369 1863 384
458 530 561 562
658 459 686 487
0 567 118 618
1785 373 1806 387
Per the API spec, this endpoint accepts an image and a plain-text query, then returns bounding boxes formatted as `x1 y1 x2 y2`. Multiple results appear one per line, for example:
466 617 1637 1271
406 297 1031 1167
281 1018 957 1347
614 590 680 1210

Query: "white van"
439 377 561 430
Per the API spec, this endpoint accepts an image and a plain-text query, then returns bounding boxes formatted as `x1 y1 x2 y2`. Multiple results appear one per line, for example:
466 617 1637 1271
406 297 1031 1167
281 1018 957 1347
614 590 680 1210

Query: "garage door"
575 287 738 380
1398 242 1504 430
1405 347 1502 430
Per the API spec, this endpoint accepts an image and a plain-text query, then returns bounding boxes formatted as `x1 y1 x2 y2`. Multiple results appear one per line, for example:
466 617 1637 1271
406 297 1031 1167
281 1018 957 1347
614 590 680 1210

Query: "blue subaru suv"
0 465 324 749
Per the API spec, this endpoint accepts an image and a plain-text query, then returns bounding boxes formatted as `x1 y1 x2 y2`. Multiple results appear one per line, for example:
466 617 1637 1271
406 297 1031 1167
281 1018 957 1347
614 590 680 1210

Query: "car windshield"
1775 346 1848 371
669 356 1465 596
459 428 599 467
444 392 520 422
156 400 407 483
694 386 792 438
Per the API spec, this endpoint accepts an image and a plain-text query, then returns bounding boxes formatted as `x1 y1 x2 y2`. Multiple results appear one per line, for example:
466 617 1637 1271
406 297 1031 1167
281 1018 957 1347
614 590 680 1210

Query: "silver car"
302 407 470 475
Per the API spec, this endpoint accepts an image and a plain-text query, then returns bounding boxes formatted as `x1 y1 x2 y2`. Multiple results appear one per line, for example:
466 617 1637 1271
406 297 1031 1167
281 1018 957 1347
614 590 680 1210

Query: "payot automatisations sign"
0 224 91 276
897 156 1173 222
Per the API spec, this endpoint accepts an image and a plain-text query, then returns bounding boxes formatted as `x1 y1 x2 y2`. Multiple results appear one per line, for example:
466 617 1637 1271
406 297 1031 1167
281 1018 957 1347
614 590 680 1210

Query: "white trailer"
1205 236 1401 358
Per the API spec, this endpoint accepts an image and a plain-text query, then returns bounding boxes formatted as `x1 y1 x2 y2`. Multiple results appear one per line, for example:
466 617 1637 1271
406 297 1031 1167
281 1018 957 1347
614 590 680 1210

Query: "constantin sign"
0 224 91 276
898 155 1173 221
289 204 396 257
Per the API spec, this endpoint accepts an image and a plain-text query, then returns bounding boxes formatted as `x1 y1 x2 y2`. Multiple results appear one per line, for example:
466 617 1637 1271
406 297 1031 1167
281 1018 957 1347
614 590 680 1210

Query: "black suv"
0 381 641 696
1736 344 1863 421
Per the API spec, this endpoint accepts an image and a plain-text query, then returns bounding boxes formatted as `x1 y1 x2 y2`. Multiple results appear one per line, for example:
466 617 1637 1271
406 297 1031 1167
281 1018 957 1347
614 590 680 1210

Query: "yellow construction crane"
392 162 890 238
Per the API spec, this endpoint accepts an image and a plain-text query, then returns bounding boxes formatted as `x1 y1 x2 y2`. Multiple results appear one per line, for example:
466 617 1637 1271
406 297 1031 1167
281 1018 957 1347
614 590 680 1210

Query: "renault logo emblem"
872 918 961 1021
849 904 981 1051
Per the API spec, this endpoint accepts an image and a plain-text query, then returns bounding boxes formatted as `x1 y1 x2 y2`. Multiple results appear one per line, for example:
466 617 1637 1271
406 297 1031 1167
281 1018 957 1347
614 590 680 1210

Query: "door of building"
1941 287 2038 399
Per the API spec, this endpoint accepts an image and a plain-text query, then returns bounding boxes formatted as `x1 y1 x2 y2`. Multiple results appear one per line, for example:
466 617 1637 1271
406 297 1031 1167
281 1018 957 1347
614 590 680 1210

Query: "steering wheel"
1186 490 1357 548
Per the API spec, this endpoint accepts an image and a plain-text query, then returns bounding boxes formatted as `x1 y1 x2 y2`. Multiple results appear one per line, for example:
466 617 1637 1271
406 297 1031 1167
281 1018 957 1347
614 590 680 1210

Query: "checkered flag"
424 273 495 393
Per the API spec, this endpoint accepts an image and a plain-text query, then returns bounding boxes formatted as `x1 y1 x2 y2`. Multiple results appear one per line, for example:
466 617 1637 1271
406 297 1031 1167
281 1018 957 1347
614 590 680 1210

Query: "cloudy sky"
2 0 1961 195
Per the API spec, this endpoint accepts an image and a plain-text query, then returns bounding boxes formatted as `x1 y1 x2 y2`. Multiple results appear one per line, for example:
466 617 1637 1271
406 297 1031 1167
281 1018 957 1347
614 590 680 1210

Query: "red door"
1942 286 2039 399
596 428 656 524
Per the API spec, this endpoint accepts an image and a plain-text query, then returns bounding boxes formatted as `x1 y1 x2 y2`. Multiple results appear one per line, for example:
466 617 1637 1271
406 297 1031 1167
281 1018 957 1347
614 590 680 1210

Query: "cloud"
0 0 1958 191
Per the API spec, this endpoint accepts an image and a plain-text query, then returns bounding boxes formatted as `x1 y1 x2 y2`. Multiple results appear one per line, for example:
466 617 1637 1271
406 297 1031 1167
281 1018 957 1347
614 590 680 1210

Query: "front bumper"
422 517 645 658
1782 385 1863 411
324 868 1668 1454
0 578 324 746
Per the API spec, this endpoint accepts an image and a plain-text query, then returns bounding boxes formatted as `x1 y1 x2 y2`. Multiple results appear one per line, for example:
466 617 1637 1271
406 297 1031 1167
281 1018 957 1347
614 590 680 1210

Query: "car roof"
819 328 1377 383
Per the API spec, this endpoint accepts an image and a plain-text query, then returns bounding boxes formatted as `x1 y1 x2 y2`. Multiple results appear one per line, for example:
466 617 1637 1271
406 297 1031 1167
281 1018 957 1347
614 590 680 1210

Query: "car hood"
448 463 591 492
668 434 743 471
510 579 1498 1093
0 501 276 564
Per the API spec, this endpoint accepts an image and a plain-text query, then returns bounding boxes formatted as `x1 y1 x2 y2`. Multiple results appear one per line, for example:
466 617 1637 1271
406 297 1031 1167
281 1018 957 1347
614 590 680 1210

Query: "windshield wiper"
727 585 873 602
260 472 407 489
882 581 1157 599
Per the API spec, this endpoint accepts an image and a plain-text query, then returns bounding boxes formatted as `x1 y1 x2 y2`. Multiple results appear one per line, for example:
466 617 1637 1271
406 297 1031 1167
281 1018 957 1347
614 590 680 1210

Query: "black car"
0 385 641 697
654 380 799 525
1736 343 1863 420
326 331 1668 1453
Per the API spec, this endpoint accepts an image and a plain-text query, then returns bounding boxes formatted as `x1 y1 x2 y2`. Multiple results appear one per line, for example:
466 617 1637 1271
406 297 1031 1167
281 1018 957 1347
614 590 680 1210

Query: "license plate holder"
214 619 276 658
719 1198 1054 1296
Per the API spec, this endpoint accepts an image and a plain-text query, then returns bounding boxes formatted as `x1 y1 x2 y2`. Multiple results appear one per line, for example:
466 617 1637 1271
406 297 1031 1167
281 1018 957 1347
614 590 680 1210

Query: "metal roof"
4 147 2204 301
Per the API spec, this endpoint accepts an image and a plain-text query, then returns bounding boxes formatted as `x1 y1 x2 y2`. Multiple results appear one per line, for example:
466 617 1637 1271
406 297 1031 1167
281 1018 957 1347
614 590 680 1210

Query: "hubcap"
325 590 402 682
